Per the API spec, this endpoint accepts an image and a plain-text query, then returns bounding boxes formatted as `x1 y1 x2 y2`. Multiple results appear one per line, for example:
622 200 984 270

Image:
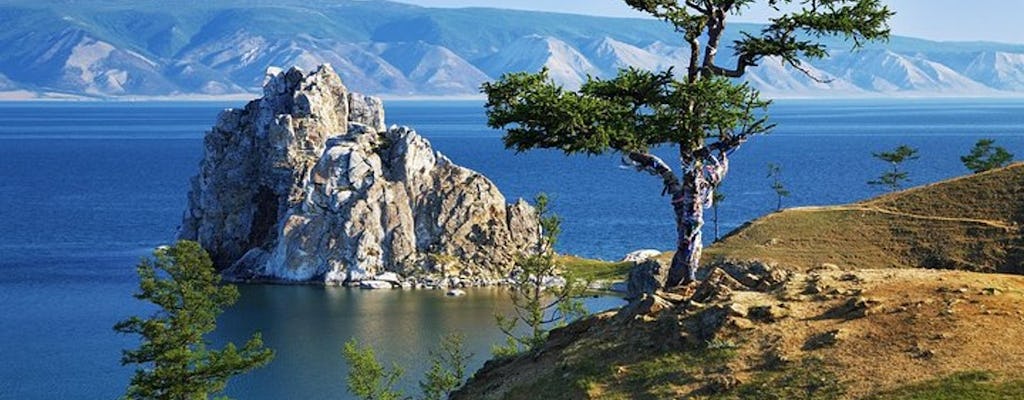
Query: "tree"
342 333 472 400
114 241 274 400
767 162 790 211
868 145 918 191
483 0 893 286
962 138 1014 173
419 333 472 400
712 190 726 241
493 194 588 357
342 339 405 400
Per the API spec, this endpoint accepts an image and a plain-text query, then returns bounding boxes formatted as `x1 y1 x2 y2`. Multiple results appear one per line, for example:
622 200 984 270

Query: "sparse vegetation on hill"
455 163 1024 399
866 371 1024 400
455 265 1024 399
710 162 1024 273
869 145 920 192
560 256 634 283
962 139 1015 174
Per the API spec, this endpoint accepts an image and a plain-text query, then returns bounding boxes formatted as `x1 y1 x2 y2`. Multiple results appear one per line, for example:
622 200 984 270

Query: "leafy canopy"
874 144 919 164
628 0 892 75
485 0 892 285
114 241 274 400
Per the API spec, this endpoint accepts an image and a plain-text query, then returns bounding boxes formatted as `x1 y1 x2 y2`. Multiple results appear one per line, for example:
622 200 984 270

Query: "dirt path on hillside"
784 205 1017 231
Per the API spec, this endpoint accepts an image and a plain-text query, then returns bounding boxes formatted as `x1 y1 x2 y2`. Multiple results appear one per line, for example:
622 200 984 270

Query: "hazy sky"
392 0 1022 43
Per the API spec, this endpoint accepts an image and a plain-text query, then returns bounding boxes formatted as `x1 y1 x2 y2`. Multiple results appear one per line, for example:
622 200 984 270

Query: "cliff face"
179 64 540 284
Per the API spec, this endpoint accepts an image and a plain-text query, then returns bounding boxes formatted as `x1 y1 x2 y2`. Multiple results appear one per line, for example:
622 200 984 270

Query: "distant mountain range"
3 0 1024 99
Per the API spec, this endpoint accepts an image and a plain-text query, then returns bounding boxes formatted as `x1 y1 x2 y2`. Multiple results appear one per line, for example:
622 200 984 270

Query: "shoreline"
226 274 629 297
5 92 1024 103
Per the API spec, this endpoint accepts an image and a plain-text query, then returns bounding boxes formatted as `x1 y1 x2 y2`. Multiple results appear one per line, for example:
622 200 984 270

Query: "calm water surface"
1 99 1023 399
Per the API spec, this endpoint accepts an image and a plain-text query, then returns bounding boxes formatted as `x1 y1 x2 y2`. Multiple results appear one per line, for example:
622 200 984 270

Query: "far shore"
5 90 1024 103
0 90 488 102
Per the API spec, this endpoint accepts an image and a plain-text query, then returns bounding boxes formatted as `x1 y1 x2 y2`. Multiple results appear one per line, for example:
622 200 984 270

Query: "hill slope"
455 164 1024 399
4 1 1024 98
455 268 1024 399
707 163 1024 273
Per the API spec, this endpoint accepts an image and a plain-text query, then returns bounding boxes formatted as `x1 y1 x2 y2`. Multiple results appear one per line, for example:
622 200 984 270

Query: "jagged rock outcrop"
625 258 670 300
179 64 541 284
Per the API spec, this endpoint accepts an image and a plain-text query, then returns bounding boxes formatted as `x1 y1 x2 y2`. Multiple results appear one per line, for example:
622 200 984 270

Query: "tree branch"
705 54 758 78
787 58 835 83
700 1 733 73
684 1 707 14
625 151 684 199
687 36 701 82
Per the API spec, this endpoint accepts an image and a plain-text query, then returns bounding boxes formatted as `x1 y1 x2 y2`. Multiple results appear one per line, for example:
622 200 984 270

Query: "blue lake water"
1 99 1023 399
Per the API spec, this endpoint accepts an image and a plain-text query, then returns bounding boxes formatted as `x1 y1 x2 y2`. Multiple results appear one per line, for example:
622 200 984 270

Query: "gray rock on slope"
179 64 540 284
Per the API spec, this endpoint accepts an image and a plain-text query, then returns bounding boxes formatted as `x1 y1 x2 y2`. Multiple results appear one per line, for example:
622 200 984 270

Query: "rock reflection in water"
213 285 624 399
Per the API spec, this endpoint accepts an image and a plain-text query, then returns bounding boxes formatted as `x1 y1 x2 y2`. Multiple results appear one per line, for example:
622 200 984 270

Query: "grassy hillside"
455 267 1024 399
707 162 1024 273
455 164 1024 399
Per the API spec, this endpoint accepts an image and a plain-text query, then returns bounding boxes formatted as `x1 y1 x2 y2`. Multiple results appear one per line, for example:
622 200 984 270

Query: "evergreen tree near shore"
419 333 472 400
342 339 405 400
342 333 472 400
962 138 1014 173
114 241 274 400
767 162 790 211
869 145 919 192
483 0 893 287
493 194 588 357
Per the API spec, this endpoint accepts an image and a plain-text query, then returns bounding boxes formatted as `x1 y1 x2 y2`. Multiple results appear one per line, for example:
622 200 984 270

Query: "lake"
1 99 1023 399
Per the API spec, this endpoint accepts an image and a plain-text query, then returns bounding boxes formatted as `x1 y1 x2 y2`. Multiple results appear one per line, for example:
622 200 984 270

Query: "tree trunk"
665 151 728 286
667 166 709 286
627 150 726 287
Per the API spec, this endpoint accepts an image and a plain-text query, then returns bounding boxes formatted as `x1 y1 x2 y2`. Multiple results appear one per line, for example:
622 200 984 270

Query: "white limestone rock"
621 249 662 263
375 272 403 285
359 280 395 290
179 64 541 285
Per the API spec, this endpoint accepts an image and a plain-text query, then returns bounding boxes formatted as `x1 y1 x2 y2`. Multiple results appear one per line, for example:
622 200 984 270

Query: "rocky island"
179 64 540 286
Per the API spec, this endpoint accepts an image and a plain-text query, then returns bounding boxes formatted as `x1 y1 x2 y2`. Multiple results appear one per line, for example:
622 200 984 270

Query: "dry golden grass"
453 164 1024 400
454 268 1024 400
708 163 1024 273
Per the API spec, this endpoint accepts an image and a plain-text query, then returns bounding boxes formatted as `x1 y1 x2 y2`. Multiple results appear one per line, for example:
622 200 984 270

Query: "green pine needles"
342 339 405 400
342 333 472 400
493 194 589 357
114 241 274 400
962 139 1014 173
484 0 894 286
420 333 472 400
767 162 791 211
869 145 919 192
